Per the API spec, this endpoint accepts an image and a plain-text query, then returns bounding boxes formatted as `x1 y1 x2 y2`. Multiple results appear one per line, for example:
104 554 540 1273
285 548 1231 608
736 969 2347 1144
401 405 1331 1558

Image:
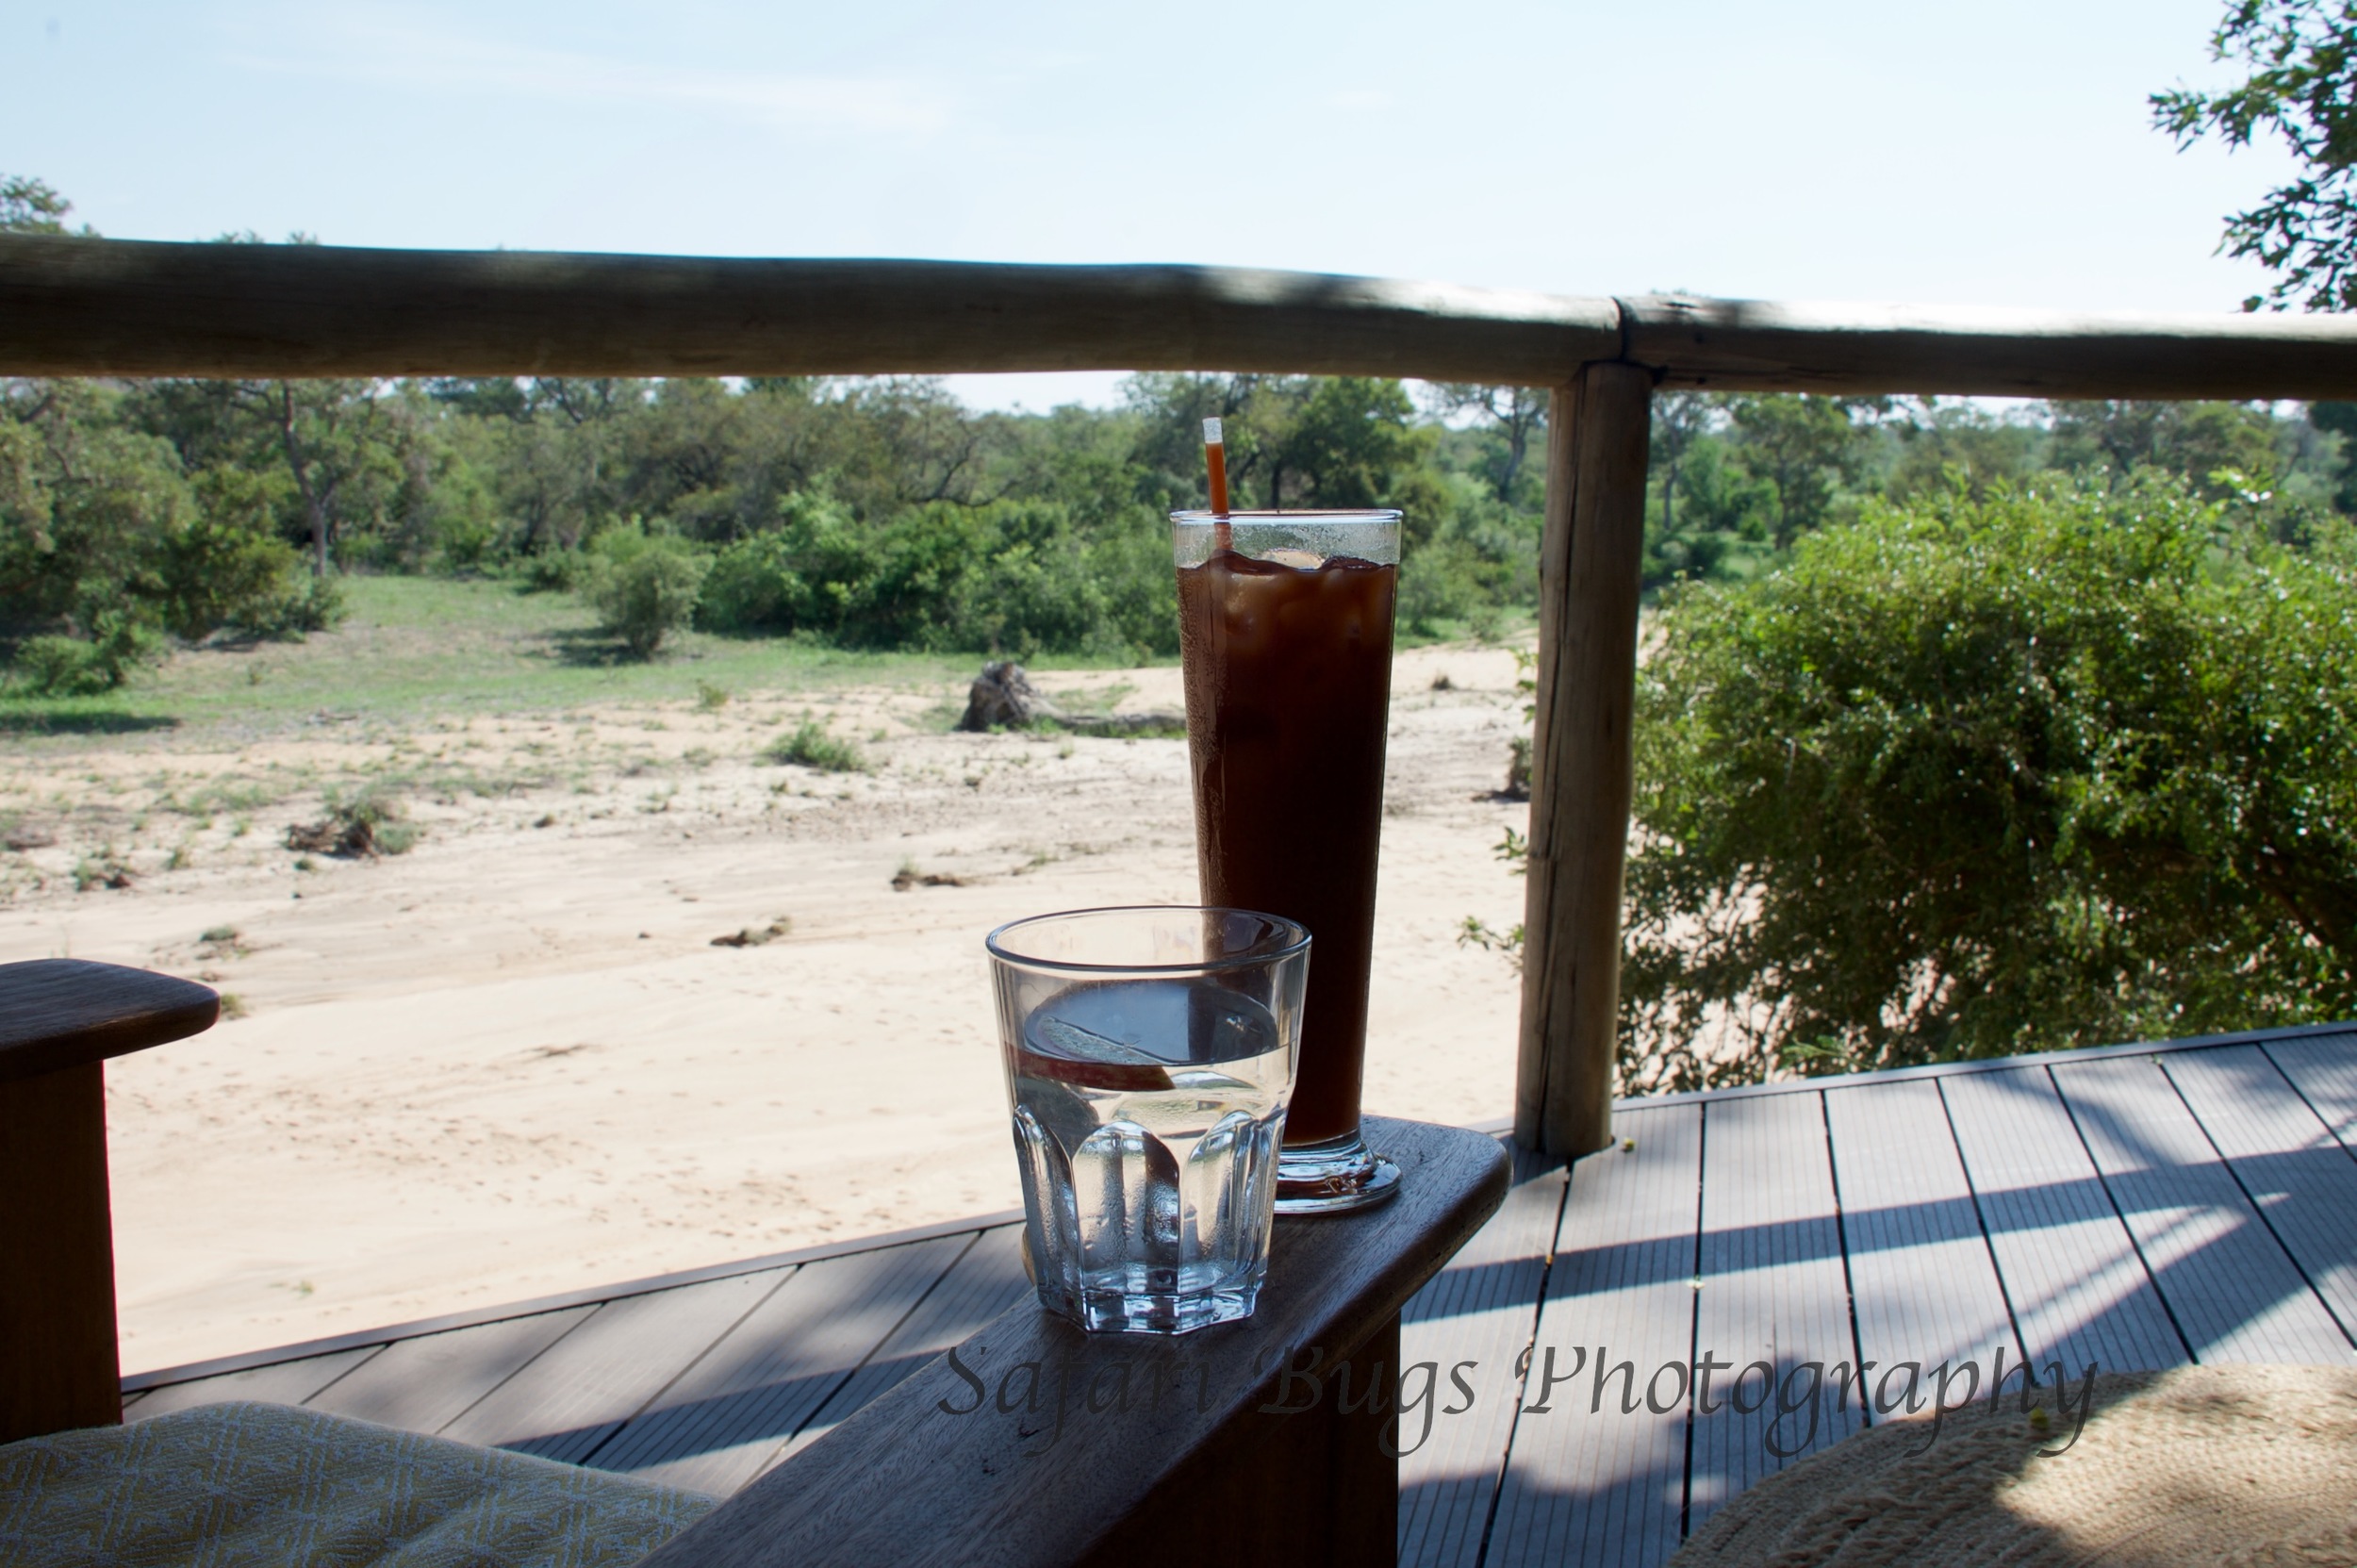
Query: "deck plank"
437 1268 792 1465
129 1346 382 1419
1486 1103 1700 1568
1686 1091 1860 1535
2262 1032 2357 1149
766 1225 1034 1472
588 1234 974 1494
1937 1066 2185 1377
2053 1054 2349 1362
1396 1144 1566 1568
303 1307 597 1434
1825 1079 2019 1385
2161 1046 2357 1350
101 1033 2357 1557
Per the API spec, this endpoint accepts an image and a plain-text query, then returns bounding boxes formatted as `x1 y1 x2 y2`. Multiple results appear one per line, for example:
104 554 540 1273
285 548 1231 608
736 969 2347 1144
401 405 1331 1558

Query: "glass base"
1273 1131 1402 1214
1040 1275 1264 1335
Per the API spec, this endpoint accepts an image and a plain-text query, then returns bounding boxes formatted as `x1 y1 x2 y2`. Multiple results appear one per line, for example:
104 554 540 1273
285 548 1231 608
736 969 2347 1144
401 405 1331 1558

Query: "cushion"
0 1401 717 1567
1672 1364 2357 1567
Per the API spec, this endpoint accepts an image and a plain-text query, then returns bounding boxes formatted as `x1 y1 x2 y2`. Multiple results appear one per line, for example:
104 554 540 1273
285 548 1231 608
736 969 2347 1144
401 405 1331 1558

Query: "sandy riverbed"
0 644 1533 1373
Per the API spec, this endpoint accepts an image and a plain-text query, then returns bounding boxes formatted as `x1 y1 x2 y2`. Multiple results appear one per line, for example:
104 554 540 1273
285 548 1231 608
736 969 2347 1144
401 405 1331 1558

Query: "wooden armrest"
0 958 220 1082
2 959 220 1443
649 1116 1510 1568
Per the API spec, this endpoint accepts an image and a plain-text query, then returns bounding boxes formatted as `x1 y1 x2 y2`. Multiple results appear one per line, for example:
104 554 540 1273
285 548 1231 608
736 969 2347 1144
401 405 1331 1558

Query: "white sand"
0 646 1532 1373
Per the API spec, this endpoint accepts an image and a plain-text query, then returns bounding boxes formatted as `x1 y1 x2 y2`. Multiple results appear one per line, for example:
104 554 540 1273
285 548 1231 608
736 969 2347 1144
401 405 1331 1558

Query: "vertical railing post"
1515 360 1654 1159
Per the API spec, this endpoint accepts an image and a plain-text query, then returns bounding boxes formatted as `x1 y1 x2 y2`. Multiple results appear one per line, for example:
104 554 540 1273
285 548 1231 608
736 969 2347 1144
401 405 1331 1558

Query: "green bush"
1621 474 2357 1093
580 531 709 657
264 574 348 637
7 615 162 696
511 549 587 594
697 490 869 636
762 719 869 773
696 495 1179 659
158 469 308 640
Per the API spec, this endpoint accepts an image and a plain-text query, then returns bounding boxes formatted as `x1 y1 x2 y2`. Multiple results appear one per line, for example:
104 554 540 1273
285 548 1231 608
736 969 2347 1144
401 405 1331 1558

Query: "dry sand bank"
0 646 1533 1372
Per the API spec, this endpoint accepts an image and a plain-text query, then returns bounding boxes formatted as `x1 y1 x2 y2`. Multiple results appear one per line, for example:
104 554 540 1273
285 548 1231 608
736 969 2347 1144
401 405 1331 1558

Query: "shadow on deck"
125 1020 2357 1568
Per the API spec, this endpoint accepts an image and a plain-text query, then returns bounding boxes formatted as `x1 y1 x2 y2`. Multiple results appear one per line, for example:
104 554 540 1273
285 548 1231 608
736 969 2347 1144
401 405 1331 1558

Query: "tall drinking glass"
1174 509 1402 1213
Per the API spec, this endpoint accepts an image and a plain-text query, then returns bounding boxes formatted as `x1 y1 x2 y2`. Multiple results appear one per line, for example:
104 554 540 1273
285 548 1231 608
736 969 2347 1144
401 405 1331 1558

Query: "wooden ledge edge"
0 959 220 1083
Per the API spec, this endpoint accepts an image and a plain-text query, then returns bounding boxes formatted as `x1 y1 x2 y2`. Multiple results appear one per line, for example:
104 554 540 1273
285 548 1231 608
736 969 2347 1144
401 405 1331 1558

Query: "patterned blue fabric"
0 1401 716 1567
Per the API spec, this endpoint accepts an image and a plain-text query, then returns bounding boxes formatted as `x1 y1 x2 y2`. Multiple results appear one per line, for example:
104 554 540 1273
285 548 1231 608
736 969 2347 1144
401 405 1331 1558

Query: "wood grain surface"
15 238 2357 397
1515 365 1652 1160
1622 293 2357 398
0 959 219 1082
647 1117 1508 1568
2053 1055 2351 1362
0 1063 124 1442
95 1032 2357 1566
1395 1146 1567 1568
0 237 1621 385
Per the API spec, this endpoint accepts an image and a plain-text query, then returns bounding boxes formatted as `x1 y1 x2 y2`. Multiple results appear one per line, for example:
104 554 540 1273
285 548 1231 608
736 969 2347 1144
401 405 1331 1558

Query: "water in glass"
1009 976 1289 1333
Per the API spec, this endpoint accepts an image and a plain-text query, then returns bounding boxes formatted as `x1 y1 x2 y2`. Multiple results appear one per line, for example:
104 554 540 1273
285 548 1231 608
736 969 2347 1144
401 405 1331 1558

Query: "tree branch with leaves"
2155 0 2357 310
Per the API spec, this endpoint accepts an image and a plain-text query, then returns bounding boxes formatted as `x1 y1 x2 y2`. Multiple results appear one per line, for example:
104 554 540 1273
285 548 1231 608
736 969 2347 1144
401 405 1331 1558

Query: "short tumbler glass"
985 906 1309 1334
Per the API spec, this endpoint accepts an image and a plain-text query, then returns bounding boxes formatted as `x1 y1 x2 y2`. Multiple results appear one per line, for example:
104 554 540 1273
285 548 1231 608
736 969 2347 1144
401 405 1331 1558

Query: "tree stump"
958 662 1065 732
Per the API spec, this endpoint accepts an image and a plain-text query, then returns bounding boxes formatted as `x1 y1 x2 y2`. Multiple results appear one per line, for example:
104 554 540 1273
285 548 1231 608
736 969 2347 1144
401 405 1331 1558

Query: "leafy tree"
2048 399 2283 496
1122 371 1300 513
1883 398 2047 502
126 374 406 576
156 468 305 640
1424 384 1548 507
1276 376 1420 510
2310 400 2357 510
0 174 81 235
1649 390 1712 543
431 378 639 558
1620 473 2357 1093
1722 393 1886 551
1644 395 1773 591
2154 1 2357 309
0 377 334 690
0 381 186 638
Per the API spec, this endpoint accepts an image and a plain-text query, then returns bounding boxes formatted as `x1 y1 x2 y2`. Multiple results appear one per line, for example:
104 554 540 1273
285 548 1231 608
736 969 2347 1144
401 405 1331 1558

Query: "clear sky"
6 0 2299 408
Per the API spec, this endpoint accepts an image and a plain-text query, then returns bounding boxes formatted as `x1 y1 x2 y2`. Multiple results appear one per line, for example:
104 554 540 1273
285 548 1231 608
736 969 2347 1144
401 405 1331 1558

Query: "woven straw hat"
1672 1364 2357 1566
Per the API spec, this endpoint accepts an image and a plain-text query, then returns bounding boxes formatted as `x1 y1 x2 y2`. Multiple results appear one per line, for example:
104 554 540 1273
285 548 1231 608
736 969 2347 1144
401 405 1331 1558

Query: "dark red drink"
1176 534 1397 1165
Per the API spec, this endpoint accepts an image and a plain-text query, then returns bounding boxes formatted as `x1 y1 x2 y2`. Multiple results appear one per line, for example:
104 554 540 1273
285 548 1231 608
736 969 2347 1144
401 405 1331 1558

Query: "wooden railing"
10 234 2357 1157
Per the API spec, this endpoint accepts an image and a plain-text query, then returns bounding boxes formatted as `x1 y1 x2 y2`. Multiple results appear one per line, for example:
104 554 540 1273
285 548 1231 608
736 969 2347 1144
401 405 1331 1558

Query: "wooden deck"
123 1021 2357 1566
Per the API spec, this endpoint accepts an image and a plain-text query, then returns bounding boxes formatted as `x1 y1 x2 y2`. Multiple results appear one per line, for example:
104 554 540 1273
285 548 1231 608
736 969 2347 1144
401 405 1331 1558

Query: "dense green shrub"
2 385 349 691
1621 474 2357 1093
156 468 305 639
697 489 873 637
697 495 1178 658
1398 497 1532 635
8 615 163 695
579 530 708 656
0 395 191 636
250 574 348 638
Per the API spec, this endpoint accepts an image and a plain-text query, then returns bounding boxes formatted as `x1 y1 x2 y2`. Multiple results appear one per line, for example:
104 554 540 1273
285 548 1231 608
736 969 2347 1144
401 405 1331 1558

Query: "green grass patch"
762 719 871 773
0 578 1005 747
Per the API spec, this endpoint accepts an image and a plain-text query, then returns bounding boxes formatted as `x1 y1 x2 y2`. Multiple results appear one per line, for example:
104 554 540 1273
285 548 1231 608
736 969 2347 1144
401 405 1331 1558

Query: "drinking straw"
1202 417 1231 551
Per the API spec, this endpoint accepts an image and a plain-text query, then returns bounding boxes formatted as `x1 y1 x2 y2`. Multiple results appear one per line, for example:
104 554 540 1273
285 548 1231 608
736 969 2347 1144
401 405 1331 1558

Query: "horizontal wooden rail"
10 236 2357 397
1624 294 2357 399
0 237 1620 385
